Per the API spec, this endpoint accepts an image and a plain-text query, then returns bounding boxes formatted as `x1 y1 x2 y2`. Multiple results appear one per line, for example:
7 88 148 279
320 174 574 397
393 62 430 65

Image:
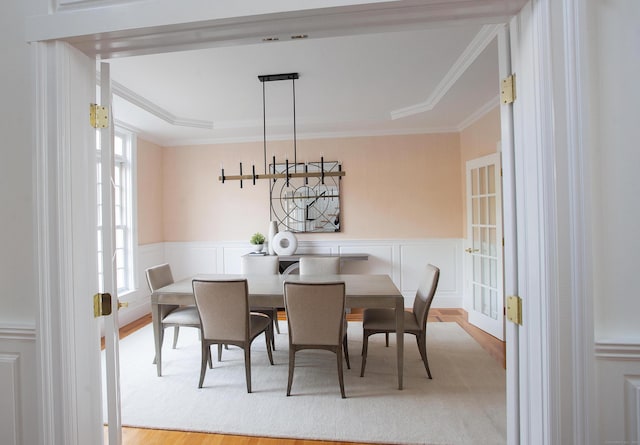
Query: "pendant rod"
292 77 297 172
262 80 267 175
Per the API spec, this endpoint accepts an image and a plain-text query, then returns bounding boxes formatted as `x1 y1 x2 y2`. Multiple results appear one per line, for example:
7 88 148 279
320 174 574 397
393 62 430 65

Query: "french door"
466 153 505 341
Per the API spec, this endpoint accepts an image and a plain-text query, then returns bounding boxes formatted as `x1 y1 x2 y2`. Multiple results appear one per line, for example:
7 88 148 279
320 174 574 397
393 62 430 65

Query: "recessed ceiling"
108 22 501 146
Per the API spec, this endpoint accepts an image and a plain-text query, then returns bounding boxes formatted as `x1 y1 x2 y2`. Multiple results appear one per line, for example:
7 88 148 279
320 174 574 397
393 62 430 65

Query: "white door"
98 62 124 445
466 153 505 340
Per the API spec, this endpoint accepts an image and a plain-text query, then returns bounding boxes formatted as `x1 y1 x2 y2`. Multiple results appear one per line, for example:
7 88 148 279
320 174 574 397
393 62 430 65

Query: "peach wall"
137 138 164 245
158 133 463 242
459 107 501 236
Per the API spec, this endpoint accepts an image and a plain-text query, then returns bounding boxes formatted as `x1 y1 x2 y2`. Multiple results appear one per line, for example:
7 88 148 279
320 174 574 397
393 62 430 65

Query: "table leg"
396 298 404 390
152 300 162 376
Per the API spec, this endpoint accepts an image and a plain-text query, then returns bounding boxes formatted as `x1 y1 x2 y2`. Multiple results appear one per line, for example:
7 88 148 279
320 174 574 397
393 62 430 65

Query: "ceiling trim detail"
390 24 500 120
112 80 214 130
457 95 500 131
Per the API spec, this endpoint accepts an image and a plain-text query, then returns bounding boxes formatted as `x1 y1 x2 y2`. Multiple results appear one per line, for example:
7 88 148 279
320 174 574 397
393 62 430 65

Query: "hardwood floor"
103 308 505 444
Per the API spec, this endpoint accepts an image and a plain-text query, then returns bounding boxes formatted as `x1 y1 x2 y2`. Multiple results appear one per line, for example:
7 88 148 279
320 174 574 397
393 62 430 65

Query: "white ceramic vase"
267 221 279 255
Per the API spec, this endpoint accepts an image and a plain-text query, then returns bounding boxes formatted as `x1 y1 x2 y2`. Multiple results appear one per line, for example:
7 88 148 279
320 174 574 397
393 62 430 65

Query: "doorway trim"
30 1 595 444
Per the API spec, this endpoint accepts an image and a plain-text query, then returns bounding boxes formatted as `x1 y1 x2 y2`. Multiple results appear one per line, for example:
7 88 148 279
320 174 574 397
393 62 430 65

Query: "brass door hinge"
506 295 523 325
501 74 516 104
93 292 112 318
90 103 109 128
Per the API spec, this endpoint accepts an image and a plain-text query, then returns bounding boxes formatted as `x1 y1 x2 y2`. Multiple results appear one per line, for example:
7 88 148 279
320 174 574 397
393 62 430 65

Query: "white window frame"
97 127 138 295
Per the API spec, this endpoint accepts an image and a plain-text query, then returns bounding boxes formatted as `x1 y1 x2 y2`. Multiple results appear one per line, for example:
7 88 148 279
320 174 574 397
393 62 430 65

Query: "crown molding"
111 80 214 130
390 24 500 120
457 95 500 131
162 125 458 146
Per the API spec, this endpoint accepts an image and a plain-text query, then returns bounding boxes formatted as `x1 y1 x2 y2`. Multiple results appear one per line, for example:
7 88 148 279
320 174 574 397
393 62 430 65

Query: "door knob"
465 248 479 253
118 300 129 310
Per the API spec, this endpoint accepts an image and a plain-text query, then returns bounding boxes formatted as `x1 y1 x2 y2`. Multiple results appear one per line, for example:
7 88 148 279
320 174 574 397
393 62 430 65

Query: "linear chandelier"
218 72 345 187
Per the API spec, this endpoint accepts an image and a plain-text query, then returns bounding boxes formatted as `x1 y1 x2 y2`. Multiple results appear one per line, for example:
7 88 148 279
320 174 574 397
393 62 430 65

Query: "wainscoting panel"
595 340 640 444
0 326 37 445
164 242 219 279
400 239 463 307
154 238 463 310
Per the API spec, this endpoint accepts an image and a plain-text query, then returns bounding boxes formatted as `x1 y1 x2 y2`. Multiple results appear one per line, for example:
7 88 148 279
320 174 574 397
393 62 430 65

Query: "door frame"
32 1 595 444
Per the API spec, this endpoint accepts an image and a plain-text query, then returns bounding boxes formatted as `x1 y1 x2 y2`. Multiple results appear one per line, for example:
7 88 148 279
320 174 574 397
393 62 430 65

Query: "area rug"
103 321 506 445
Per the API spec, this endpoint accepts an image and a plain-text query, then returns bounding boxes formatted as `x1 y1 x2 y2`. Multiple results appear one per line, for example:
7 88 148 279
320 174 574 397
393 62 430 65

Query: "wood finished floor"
104 308 505 444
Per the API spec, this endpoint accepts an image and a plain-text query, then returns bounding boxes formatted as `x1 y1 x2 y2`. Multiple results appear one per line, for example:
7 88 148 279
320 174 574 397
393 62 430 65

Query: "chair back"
284 282 345 345
241 255 279 275
192 279 249 342
145 263 174 291
299 257 340 275
412 264 440 328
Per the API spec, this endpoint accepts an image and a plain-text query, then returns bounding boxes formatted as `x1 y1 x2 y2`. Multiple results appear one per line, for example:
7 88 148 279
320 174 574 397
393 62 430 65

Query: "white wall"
591 1 640 443
0 1 44 444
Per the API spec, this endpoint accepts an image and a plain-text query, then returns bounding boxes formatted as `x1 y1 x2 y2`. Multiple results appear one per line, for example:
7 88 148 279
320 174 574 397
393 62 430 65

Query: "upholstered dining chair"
299 255 350 355
299 256 340 275
241 255 281 342
145 263 201 362
283 281 349 398
192 279 274 392
360 263 440 379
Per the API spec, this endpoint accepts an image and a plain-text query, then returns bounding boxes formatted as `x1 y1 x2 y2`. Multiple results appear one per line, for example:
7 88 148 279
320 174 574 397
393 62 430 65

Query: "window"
97 128 137 294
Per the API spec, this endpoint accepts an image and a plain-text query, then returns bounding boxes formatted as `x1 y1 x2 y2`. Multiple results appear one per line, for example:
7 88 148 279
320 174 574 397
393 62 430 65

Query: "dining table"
150 273 406 389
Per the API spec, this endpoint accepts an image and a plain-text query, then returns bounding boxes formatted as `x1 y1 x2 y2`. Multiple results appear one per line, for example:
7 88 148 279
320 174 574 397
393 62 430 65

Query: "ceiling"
107 20 502 147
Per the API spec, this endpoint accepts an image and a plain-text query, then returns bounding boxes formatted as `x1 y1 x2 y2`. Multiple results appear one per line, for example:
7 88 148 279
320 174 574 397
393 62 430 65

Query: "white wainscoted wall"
0 326 37 445
119 238 464 328
595 342 640 442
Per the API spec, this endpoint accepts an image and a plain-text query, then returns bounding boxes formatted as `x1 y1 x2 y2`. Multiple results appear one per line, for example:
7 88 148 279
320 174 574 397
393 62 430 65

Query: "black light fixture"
218 72 345 186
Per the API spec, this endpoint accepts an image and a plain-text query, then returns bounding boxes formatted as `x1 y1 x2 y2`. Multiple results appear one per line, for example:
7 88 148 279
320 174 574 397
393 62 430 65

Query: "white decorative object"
267 221 279 255
272 231 298 256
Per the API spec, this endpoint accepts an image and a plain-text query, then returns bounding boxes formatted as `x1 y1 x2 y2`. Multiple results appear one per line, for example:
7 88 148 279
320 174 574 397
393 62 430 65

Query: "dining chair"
241 255 281 343
145 263 201 361
283 281 349 398
299 256 340 275
360 263 440 379
192 279 274 392
299 255 350 356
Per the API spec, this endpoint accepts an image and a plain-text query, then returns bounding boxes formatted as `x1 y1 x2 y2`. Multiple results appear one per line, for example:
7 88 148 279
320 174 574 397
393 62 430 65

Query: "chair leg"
286 349 296 396
172 326 180 349
416 334 432 379
265 326 274 365
217 344 223 362
337 347 346 399
198 341 209 388
273 309 281 334
244 347 252 393
343 334 351 370
385 332 389 347
208 346 213 369
360 331 370 377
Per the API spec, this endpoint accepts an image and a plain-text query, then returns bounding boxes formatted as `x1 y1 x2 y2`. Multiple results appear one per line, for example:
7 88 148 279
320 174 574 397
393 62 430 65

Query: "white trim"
161 126 460 147
112 80 213 130
0 353 21 445
562 0 596 443
625 376 640 442
595 342 640 361
0 326 36 341
457 95 500 131
391 24 500 120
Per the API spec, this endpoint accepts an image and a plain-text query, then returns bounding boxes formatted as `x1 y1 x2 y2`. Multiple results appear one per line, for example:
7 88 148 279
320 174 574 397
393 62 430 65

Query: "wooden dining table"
150 273 406 389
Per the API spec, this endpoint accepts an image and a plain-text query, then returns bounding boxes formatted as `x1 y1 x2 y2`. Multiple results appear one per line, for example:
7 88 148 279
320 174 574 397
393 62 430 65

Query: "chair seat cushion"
162 306 200 325
362 308 420 333
249 312 271 338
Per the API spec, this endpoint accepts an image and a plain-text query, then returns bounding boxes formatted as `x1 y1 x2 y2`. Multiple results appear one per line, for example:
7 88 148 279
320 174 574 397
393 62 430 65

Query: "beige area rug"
103 321 506 445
